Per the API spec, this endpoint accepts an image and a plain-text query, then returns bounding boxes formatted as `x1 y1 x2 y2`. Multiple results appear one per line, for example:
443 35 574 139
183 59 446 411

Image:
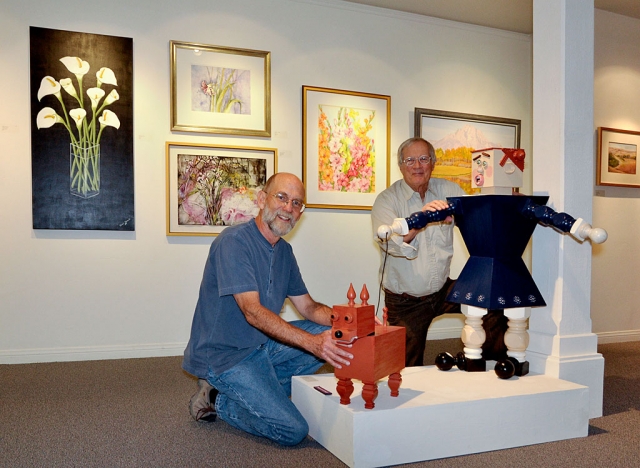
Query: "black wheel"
494 359 516 379
435 352 455 371
455 352 467 371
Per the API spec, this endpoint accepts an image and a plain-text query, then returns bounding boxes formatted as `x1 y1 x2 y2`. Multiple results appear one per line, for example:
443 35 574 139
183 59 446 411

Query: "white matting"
292 366 589 467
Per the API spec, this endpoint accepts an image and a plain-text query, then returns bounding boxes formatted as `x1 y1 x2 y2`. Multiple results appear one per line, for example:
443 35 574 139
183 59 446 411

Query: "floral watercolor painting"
190 65 251 114
302 86 390 210
317 105 376 193
30 27 134 231
177 154 266 226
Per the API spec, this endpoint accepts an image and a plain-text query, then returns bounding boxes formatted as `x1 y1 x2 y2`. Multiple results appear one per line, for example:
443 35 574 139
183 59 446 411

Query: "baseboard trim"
596 329 640 344
0 342 186 364
427 326 463 340
2 329 635 364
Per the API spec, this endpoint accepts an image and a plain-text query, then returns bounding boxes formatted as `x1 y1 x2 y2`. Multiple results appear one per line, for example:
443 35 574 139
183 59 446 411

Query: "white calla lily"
98 109 120 129
96 67 117 87
104 89 120 106
36 107 63 129
87 87 105 109
59 56 90 76
69 108 87 129
60 78 78 98
37 76 61 101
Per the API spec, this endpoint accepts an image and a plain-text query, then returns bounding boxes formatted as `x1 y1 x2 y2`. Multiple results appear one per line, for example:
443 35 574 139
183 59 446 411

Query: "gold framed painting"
170 41 271 136
597 126 640 187
415 108 521 194
302 85 390 210
166 142 276 236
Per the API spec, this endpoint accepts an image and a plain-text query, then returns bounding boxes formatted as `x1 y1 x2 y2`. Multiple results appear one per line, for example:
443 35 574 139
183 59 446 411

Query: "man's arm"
287 293 333 325
234 291 352 369
372 192 419 258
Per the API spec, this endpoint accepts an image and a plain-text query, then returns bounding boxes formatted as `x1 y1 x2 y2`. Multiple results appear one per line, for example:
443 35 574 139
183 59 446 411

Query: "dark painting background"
30 27 134 230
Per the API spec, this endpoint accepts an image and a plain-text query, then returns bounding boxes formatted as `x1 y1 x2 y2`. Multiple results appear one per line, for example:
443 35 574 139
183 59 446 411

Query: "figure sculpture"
377 148 607 378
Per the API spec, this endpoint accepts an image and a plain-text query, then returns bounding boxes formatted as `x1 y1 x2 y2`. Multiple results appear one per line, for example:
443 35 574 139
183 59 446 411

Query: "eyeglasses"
403 155 434 167
267 191 306 213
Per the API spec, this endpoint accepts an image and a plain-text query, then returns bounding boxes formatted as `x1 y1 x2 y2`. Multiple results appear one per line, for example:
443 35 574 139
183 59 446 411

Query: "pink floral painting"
177 154 265 226
317 105 376 193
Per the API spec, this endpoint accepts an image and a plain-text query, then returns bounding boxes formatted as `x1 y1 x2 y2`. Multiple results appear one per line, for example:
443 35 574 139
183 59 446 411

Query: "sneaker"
189 379 218 422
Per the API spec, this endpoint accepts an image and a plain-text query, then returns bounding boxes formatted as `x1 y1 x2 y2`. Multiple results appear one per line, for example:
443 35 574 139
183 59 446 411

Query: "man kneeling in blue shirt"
183 172 353 446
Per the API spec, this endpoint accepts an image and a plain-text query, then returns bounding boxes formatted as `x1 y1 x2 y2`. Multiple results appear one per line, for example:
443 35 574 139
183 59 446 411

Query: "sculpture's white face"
472 152 494 188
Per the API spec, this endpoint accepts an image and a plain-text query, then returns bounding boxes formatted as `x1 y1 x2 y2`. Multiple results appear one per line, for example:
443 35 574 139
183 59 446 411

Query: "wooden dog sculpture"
331 284 405 409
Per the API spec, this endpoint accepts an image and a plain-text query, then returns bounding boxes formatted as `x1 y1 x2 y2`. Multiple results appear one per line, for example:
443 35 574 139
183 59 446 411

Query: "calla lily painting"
30 27 134 231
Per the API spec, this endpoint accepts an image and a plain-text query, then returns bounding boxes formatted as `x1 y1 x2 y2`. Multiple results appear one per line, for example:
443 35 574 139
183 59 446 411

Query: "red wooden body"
331 288 406 408
334 325 405 382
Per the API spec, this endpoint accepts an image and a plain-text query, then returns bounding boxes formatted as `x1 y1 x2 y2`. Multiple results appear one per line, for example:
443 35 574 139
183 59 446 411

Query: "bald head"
263 172 305 197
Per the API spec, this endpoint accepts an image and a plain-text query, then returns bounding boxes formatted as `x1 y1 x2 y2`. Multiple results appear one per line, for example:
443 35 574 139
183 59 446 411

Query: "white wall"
592 9 640 343
0 0 532 363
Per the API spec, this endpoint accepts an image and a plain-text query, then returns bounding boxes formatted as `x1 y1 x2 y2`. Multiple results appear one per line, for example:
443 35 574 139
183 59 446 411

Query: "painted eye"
344 314 353 323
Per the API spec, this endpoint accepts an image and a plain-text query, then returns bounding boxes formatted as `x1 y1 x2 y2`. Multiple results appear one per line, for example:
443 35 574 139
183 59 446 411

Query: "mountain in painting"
432 124 494 150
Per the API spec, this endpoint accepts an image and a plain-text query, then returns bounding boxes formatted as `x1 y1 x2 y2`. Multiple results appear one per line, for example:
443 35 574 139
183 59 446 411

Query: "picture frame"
166 142 276 236
30 27 134 231
170 40 271 137
596 126 640 187
302 85 391 210
415 108 521 194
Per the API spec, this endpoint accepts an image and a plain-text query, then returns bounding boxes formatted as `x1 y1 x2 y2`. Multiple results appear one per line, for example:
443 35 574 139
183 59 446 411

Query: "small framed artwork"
597 127 640 187
302 85 391 210
170 40 271 137
166 142 276 236
415 108 521 194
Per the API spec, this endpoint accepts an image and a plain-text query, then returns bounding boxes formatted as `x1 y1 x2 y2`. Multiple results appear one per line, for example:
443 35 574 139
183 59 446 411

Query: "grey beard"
263 206 296 237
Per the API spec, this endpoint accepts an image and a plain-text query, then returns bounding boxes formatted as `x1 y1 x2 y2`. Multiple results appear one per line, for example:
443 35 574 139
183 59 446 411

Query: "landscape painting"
607 141 637 175
415 108 521 194
597 127 640 187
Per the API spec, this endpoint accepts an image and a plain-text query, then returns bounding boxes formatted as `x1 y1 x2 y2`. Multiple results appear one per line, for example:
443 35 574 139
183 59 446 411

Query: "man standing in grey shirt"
372 137 506 366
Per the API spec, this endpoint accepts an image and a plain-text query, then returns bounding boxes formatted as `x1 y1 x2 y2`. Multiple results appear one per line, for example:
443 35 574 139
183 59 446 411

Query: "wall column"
528 0 604 418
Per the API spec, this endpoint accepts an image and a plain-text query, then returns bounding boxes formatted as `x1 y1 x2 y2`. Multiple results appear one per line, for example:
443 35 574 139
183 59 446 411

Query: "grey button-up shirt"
371 178 465 297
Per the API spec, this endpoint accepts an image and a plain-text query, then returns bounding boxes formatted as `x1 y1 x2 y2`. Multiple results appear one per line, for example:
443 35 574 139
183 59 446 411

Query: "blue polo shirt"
182 219 308 377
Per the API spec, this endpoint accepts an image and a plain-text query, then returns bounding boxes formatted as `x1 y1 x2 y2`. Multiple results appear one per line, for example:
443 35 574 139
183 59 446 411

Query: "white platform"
292 366 589 467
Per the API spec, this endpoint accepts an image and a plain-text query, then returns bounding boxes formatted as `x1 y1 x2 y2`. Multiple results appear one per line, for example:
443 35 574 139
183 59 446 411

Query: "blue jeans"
206 320 328 446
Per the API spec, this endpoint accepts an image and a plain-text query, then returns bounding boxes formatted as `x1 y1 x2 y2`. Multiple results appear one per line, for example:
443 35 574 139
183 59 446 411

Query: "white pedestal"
292 366 589 467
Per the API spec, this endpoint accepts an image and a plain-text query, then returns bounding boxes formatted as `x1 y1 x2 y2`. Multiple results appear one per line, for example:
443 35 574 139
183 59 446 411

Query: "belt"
383 288 436 302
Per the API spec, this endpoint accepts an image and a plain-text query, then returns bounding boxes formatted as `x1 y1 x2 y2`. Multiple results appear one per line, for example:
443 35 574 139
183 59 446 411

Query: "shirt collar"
399 178 433 201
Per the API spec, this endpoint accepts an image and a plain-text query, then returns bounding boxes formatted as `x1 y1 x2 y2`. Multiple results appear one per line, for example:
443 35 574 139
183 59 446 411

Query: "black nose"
334 330 343 339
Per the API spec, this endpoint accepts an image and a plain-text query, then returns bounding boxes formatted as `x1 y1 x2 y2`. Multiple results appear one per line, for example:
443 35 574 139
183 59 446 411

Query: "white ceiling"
340 0 640 34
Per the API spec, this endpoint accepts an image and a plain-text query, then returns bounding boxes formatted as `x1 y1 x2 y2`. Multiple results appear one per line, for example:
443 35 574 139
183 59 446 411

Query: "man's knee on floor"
275 416 309 446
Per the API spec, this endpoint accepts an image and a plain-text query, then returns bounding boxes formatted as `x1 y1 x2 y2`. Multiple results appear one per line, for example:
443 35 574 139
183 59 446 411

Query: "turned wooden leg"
461 305 487 360
503 307 531 376
504 307 530 362
388 372 402 397
361 381 378 409
336 378 354 405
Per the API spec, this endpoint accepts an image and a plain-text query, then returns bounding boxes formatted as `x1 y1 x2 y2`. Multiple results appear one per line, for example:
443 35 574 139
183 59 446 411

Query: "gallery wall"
592 9 640 342
1 0 533 363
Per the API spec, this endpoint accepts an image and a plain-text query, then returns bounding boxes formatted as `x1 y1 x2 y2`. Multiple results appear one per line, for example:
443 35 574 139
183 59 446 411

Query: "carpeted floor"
0 339 638 467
